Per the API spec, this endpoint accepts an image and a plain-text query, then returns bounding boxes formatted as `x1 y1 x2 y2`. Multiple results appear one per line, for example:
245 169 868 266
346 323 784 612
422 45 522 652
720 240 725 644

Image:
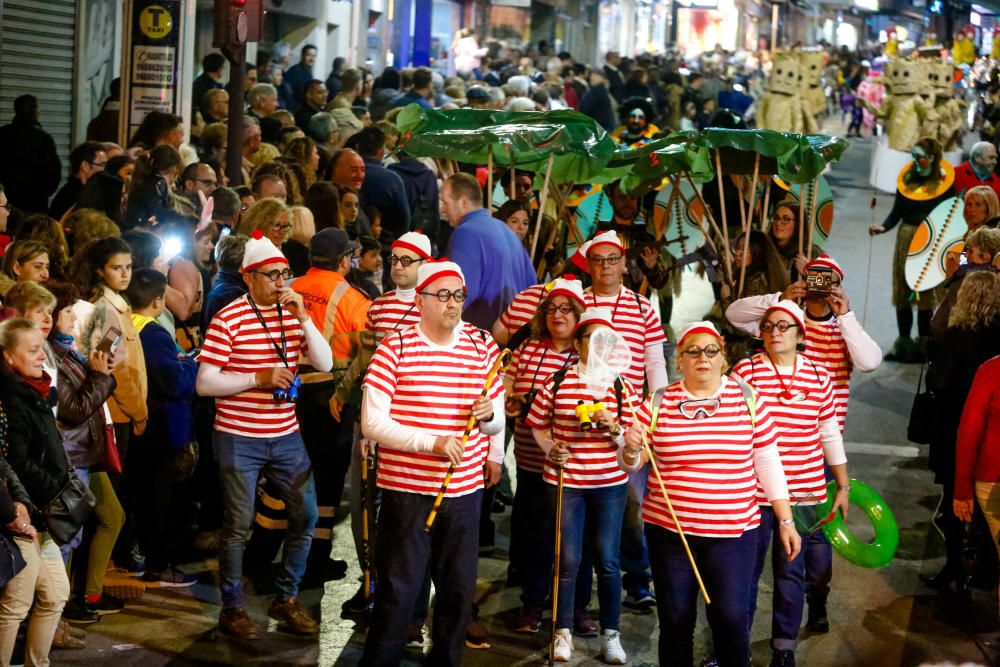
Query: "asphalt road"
48 120 998 667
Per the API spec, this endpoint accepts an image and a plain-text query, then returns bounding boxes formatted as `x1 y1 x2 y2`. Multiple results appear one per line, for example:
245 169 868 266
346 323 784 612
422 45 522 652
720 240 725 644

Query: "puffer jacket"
50 340 117 469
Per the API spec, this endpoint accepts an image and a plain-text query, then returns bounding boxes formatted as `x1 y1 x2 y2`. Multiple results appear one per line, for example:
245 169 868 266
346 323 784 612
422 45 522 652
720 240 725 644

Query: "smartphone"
96 327 123 355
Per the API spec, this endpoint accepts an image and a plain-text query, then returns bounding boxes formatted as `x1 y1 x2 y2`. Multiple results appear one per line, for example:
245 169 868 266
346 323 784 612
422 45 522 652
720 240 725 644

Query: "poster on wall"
75 0 120 143
118 0 184 145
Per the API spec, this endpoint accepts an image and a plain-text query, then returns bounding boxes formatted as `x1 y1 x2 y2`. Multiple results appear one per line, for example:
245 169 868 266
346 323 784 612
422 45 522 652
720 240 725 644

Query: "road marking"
845 442 920 458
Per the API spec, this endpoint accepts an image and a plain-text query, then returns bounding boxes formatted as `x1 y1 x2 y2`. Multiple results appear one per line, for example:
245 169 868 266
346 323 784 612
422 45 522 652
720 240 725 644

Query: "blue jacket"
202 268 247 336
445 208 536 330
361 157 411 245
138 321 197 449
393 92 433 110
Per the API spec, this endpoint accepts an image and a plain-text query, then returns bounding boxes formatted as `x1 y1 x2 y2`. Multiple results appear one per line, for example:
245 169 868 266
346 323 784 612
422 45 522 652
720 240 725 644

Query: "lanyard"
766 354 798 400
248 297 289 368
528 343 573 391
393 304 416 331
589 288 625 321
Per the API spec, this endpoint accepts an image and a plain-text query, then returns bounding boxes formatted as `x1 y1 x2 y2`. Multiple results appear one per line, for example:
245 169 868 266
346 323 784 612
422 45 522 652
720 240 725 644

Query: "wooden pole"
537 184 572 280
549 467 565 664
806 177 819 261
797 182 806 257
737 154 762 298
530 154 555 264
761 176 773 233
486 149 494 212
509 154 517 202
689 171 733 289
715 149 731 252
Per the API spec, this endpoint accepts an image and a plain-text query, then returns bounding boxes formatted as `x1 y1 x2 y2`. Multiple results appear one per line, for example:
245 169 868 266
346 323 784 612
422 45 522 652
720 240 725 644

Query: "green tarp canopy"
395 105 848 189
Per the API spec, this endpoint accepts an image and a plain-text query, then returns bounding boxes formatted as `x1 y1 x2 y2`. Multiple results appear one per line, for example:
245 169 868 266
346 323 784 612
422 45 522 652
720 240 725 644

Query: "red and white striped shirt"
636 378 782 537
803 315 851 431
731 354 836 505
200 295 305 437
524 365 634 489
506 338 577 473
363 324 502 497
497 284 546 335
366 288 421 336
585 286 666 390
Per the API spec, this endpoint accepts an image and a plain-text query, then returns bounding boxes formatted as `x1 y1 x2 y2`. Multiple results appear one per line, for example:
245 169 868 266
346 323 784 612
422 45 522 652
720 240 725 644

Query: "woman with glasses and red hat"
730 300 850 667
622 321 800 667
524 307 637 664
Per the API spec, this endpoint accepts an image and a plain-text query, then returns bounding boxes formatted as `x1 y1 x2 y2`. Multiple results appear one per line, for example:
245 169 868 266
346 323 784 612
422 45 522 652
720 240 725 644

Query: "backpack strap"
730 376 758 428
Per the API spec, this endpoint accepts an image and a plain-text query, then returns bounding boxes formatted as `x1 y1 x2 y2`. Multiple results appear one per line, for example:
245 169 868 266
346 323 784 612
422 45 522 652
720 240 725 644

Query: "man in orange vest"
245 228 370 582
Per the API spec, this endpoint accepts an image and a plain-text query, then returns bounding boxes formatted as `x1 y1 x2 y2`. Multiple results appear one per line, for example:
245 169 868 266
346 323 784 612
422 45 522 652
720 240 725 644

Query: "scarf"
22 371 54 404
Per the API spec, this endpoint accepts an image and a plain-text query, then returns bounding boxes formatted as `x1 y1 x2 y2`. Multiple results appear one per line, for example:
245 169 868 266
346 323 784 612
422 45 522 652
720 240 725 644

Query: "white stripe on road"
845 442 920 458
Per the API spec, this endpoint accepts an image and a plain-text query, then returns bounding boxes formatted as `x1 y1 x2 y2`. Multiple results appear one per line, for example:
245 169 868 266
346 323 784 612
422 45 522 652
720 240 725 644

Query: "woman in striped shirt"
622 321 801 667
504 278 583 634
525 308 635 664
730 300 850 667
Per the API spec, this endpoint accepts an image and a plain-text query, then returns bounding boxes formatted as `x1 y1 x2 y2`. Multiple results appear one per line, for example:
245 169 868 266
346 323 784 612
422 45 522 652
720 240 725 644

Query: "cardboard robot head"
927 62 954 97
885 59 926 96
797 51 824 91
769 53 800 95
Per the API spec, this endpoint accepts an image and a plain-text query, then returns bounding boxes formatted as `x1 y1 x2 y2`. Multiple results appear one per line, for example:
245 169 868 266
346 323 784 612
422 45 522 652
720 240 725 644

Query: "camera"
806 269 836 296
520 389 538 420
575 400 607 431
274 375 302 403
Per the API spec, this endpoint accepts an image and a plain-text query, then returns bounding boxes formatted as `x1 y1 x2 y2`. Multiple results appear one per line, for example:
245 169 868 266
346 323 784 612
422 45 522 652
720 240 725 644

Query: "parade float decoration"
797 50 825 133
758 52 807 134
926 61 965 153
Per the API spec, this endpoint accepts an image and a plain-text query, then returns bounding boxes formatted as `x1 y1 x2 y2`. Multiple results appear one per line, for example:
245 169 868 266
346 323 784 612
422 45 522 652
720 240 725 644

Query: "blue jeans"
548 482 627 631
749 506 824 650
214 431 318 609
362 489 481 667
621 465 652 594
805 466 835 608
647 523 758 667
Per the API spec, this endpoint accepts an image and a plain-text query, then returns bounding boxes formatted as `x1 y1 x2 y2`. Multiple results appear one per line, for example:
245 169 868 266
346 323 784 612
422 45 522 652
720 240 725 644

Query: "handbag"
907 363 936 445
0 532 26 589
102 405 121 475
42 447 96 546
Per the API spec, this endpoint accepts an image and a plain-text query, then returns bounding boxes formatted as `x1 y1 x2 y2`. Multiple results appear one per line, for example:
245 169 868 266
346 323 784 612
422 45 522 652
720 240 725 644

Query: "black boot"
806 599 829 633
770 649 796 666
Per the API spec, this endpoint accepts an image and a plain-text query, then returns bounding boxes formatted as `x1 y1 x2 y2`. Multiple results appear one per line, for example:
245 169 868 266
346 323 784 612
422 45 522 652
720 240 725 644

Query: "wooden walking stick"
425 349 513 532
737 154 762 299
360 446 374 601
530 154 555 264
620 382 711 604
549 464 565 665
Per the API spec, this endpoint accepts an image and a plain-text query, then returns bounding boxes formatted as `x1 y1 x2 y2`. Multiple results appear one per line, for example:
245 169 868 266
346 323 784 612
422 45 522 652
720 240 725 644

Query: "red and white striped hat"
416 258 465 293
241 230 288 273
763 299 806 333
804 254 844 280
570 230 625 273
573 306 616 334
677 321 723 348
390 231 433 261
544 276 585 306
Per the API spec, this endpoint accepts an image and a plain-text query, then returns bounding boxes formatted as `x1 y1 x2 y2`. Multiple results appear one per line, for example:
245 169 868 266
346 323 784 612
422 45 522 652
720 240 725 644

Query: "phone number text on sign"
132 45 176 87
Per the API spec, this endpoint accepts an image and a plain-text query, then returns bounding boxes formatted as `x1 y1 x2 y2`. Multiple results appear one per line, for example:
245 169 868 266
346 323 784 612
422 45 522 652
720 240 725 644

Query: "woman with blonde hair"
1 240 50 296
963 185 1000 233
283 137 320 191
283 206 316 277
238 197 292 248
14 215 70 279
65 209 121 254
924 271 1000 593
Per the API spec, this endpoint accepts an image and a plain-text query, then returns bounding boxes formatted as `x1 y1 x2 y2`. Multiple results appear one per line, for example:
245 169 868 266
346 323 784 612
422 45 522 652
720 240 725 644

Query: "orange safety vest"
291 268 370 364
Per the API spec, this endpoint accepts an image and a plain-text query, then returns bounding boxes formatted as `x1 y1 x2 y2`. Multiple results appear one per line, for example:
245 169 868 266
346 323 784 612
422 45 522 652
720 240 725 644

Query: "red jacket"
952 161 1000 201
955 355 1000 500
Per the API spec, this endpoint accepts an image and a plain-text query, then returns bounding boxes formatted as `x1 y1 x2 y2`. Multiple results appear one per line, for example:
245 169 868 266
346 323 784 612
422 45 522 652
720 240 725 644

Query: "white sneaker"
552 628 573 662
601 629 627 664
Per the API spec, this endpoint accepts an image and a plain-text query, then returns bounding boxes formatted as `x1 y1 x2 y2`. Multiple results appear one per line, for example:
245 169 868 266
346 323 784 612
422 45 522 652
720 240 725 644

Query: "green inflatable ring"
815 478 899 569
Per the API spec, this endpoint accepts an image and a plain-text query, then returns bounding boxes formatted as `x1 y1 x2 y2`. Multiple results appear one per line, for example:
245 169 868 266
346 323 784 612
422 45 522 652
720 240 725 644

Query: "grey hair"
308 112 335 143
247 82 278 108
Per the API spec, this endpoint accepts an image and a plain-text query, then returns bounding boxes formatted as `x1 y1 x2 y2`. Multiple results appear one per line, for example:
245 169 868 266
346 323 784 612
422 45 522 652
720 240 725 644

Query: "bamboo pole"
761 176 772 233
530 154 555 264
715 149 731 254
537 184 572 280
686 172 733 289
737 154 762 298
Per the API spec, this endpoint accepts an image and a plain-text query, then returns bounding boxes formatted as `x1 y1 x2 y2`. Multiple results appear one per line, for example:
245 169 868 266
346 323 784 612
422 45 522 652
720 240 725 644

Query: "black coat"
580 84 616 133
0 117 62 213
2 372 71 524
51 341 116 469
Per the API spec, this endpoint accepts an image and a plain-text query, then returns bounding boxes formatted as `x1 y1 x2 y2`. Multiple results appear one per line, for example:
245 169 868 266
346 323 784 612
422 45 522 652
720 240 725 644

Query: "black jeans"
362 489 481 667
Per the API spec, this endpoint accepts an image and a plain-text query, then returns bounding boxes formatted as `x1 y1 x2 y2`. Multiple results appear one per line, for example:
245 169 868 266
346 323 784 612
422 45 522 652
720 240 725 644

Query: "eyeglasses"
389 255 425 267
252 268 294 281
88 160 107 168
773 215 796 223
760 321 799 333
678 397 721 420
420 288 467 303
272 223 293 232
542 303 575 315
681 345 721 359
240 204 250 212
589 254 622 266
0 203 10 212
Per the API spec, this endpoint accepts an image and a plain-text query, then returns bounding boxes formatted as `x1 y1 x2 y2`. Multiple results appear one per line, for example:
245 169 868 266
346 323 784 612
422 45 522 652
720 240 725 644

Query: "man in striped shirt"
360 260 506 666
724 253 882 634
196 232 333 641
578 229 668 611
